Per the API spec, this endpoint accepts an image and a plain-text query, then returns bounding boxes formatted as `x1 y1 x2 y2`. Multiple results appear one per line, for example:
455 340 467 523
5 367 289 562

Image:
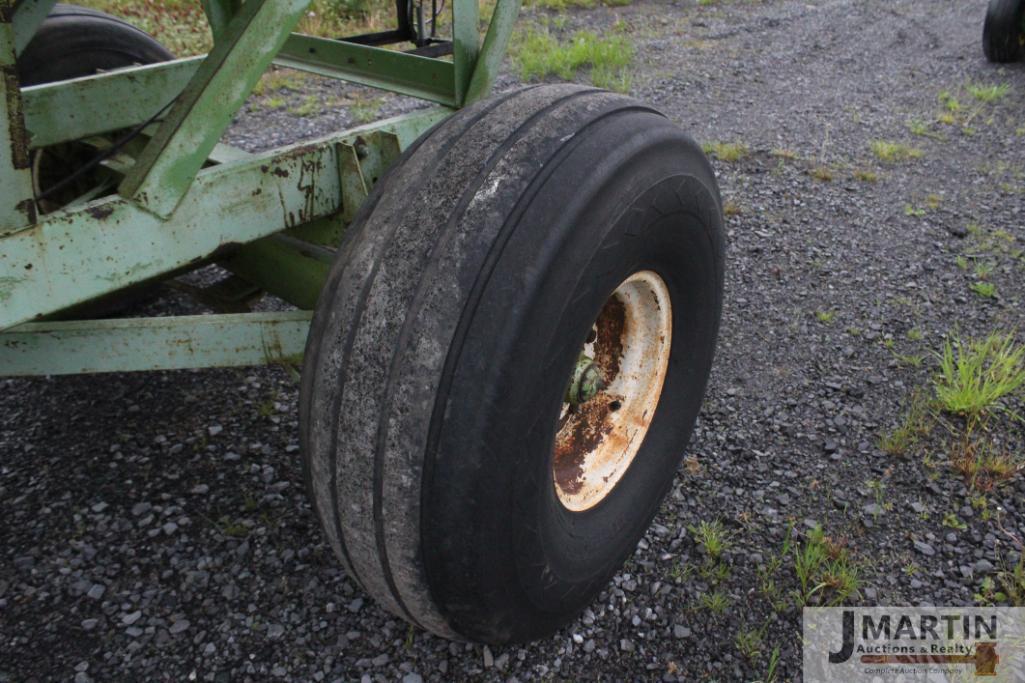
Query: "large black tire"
983 0 1025 63
300 84 725 643
17 4 173 86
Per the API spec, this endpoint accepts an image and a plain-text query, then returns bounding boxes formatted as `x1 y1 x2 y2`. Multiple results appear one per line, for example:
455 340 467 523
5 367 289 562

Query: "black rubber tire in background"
17 4 173 86
983 0 1025 63
300 85 725 644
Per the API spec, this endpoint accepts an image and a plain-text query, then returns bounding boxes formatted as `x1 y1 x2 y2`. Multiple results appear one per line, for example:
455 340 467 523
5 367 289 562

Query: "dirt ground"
3 1 1025 681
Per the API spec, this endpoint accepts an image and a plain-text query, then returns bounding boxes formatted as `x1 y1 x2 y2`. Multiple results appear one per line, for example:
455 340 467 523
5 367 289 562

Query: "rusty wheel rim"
553 270 673 512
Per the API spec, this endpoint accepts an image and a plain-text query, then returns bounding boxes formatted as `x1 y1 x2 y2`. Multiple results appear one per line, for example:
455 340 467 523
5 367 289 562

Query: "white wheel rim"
552 270 673 512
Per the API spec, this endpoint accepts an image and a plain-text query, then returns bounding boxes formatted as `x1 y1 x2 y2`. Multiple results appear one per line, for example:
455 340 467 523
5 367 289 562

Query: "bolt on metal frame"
0 0 521 376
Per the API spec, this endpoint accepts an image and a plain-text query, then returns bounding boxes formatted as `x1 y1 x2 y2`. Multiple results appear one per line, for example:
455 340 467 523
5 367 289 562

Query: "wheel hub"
552 270 673 512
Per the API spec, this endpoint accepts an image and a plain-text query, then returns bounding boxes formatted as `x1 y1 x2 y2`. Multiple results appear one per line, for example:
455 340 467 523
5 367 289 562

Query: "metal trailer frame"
0 0 520 375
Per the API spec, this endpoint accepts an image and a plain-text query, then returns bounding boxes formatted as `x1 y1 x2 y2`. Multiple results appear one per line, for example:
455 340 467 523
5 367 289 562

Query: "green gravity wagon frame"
0 0 520 373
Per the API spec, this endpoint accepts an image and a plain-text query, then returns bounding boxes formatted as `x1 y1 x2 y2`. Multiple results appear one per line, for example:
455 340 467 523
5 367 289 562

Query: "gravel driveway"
3 1 1025 681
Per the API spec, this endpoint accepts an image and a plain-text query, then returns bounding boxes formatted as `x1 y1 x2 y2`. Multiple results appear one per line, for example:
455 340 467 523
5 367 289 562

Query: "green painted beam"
21 56 202 149
11 0 57 55
0 311 311 375
452 0 480 105
201 0 241 42
221 234 332 310
0 107 449 329
275 34 456 106
120 0 310 218
465 0 521 105
0 5 36 234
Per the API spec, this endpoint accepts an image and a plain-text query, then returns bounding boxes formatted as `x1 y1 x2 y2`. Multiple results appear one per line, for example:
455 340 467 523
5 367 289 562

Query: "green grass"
934 332 1025 420
513 28 634 92
970 281 997 299
702 141 749 162
967 82 1010 104
810 166 834 182
350 95 383 124
815 310 835 324
853 169 878 182
792 524 860 607
79 0 404 56
290 95 322 117
689 519 730 559
999 557 1025 606
870 140 923 163
699 590 731 614
735 626 765 662
527 0 632 8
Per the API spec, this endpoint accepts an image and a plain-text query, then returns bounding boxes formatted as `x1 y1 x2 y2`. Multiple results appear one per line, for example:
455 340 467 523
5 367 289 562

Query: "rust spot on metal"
552 391 624 496
15 198 36 224
86 205 115 220
592 296 625 383
3 66 30 170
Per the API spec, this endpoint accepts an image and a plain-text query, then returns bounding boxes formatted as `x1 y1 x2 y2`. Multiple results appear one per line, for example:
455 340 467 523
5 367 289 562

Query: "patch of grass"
970 281 997 299
770 148 798 161
80 0 405 56
907 119 944 141
904 204 926 218
217 516 250 538
967 82 1010 104
527 0 633 8
723 200 742 217
290 95 322 117
263 96 286 111
809 166 834 182
699 590 731 614
350 95 383 124
870 140 923 163
735 626 765 662
939 90 962 113
763 646 781 683
942 511 968 531
791 524 860 607
690 520 730 559
893 353 925 369
702 141 749 162
513 28 634 92
853 169 878 182
998 556 1025 606
934 332 1025 422
815 310 835 324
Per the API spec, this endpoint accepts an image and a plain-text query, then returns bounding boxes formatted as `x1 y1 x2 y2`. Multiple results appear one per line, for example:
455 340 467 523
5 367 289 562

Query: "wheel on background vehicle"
983 0 1025 63
300 84 725 643
17 3 173 211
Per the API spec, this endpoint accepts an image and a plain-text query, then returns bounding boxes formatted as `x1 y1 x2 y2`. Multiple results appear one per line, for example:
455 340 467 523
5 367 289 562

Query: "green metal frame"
0 0 521 375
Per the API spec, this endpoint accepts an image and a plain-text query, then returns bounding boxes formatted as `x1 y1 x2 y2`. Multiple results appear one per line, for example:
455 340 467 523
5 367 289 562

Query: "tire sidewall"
424 115 724 641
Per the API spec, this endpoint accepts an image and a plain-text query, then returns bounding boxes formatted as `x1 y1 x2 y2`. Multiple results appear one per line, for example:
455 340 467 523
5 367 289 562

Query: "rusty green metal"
22 56 202 149
11 0 57 55
0 107 447 330
565 354 605 406
201 0 242 41
120 0 310 217
466 0 522 105
0 311 311 375
0 4 35 234
0 0 517 374
276 35 457 106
